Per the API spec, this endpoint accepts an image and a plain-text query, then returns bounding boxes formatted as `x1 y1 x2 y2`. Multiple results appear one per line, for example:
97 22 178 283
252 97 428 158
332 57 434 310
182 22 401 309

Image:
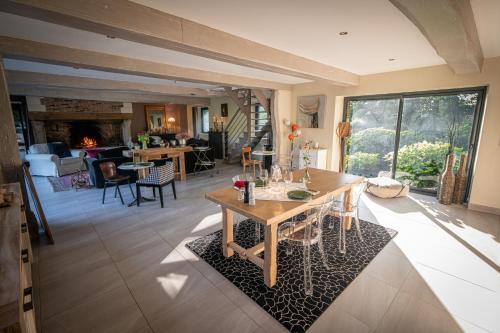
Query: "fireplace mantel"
28 111 133 121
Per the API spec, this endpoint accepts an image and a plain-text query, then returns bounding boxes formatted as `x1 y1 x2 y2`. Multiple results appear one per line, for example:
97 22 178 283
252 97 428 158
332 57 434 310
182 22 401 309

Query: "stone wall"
29 97 130 146
40 98 123 113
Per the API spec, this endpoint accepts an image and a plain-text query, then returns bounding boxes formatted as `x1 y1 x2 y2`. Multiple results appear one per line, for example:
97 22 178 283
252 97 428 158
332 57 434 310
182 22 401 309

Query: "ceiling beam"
390 0 483 74
5 70 225 97
0 0 359 86
0 36 291 91
8 85 210 105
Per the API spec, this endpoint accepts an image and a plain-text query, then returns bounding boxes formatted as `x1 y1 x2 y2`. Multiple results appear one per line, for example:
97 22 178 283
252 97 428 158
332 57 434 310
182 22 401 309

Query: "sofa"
25 143 85 177
85 146 137 188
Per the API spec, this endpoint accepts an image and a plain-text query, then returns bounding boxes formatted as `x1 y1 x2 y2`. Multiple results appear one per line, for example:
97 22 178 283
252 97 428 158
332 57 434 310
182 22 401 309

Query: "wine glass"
283 168 293 193
259 169 269 188
271 164 282 192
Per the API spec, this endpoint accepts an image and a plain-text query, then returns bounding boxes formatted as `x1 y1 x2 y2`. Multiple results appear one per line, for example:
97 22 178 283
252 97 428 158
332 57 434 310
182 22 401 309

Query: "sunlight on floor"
156 273 189 299
190 212 222 233
360 193 499 333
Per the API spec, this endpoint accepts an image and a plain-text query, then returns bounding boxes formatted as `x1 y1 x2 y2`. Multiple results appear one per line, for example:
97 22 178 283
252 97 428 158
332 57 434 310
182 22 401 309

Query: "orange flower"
288 133 295 141
291 123 299 132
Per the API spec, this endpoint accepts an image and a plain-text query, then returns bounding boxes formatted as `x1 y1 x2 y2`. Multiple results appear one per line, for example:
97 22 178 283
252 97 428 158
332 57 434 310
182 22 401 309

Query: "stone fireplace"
45 120 123 148
27 97 132 148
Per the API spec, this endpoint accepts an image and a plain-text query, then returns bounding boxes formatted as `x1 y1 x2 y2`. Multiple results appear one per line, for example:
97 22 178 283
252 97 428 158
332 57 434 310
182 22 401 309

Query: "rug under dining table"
186 216 397 333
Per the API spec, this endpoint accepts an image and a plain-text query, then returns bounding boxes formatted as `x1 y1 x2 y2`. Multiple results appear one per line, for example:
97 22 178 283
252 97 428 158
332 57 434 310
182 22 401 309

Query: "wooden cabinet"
299 148 327 170
0 183 37 333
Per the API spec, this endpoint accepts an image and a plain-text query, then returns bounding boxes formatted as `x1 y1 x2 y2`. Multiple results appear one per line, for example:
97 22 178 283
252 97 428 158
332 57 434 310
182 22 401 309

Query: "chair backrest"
29 144 49 154
99 161 118 180
152 158 172 167
241 147 252 162
142 162 174 185
310 192 335 230
351 181 367 209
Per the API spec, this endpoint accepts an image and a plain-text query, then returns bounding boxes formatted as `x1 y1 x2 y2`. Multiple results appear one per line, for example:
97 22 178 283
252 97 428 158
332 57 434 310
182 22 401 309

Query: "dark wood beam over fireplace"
28 111 133 121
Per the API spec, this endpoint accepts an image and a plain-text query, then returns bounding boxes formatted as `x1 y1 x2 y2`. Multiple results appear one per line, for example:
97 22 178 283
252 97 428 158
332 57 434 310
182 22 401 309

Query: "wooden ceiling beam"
0 36 291 91
28 111 133 121
390 0 483 74
6 70 224 97
0 0 359 86
8 85 210 105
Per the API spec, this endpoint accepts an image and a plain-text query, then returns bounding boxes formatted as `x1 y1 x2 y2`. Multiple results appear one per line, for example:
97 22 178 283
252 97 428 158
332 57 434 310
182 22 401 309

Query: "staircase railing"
225 107 247 156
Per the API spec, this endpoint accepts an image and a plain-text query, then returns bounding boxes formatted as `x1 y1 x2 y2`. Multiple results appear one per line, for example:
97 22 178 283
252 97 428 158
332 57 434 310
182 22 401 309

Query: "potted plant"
137 132 149 149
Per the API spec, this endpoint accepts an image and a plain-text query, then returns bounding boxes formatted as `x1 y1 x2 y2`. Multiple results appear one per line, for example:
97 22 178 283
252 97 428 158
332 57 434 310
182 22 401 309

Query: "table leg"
343 188 353 230
264 223 278 288
179 152 187 181
222 208 234 257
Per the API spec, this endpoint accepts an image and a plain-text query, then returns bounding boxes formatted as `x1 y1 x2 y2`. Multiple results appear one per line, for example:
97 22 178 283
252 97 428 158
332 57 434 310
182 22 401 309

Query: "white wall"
209 96 239 130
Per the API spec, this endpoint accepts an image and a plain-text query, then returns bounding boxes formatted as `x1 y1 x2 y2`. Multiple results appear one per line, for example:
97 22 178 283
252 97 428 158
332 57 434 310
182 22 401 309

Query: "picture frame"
221 103 228 117
297 95 326 128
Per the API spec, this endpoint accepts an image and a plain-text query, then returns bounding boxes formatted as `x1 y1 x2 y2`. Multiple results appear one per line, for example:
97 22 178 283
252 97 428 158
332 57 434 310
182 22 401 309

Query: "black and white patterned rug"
186 216 397 332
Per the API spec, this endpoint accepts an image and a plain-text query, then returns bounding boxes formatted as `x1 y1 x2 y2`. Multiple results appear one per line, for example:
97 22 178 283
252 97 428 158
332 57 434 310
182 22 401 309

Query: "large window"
201 107 209 133
343 87 486 198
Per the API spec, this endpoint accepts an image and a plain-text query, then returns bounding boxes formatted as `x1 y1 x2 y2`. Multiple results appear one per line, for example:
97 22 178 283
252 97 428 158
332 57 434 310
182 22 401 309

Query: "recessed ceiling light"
388 58 396 61
339 31 348 36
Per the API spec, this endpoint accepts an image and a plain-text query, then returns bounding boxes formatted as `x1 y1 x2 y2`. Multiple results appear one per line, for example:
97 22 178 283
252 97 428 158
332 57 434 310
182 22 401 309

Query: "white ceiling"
471 0 500 58
0 0 498 90
132 0 448 75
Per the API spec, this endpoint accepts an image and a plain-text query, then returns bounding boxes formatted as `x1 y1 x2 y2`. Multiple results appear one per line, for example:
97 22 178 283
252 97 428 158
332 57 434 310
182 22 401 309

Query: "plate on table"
137 162 152 167
255 178 267 187
287 190 312 200
121 162 134 166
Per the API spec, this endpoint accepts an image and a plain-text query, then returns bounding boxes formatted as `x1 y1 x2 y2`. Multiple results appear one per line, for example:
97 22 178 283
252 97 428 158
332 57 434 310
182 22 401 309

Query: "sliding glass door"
343 87 486 198
344 98 400 177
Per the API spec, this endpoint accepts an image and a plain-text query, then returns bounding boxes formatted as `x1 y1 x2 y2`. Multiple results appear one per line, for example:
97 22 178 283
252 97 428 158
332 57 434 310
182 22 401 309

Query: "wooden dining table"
205 168 364 288
124 146 193 181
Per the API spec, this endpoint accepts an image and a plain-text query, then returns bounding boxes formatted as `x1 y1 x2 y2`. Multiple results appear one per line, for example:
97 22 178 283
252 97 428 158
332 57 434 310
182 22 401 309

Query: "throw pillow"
47 142 72 158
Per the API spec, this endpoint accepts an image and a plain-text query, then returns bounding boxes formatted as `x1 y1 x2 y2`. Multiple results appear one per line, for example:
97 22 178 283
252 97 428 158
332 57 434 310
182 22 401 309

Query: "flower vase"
303 167 311 184
438 154 455 205
452 153 467 204
141 141 148 150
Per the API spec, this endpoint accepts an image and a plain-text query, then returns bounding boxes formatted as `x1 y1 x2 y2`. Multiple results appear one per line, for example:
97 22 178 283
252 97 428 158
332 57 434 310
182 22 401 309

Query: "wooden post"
0 56 22 184
222 208 234 257
264 223 278 287
343 188 353 230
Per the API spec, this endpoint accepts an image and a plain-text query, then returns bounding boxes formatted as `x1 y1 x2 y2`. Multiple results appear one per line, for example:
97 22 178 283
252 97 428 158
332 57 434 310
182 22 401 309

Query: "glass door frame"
342 86 487 202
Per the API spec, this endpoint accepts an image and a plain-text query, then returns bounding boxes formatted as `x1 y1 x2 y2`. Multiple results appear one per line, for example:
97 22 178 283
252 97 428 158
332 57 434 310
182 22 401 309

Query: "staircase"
224 88 272 164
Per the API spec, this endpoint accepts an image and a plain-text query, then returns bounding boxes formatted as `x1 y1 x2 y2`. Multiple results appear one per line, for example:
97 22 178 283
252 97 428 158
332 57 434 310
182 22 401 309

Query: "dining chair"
99 161 135 205
278 193 334 295
328 182 366 254
136 159 176 208
241 146 262 176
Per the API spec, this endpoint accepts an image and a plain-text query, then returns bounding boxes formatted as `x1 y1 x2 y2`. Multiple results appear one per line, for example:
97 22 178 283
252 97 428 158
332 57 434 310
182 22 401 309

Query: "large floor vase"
439 154 455 205
453 153 468 204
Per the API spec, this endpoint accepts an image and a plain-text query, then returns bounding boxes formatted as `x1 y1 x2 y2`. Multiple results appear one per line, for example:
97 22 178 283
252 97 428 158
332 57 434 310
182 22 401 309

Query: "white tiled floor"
32 164 500 332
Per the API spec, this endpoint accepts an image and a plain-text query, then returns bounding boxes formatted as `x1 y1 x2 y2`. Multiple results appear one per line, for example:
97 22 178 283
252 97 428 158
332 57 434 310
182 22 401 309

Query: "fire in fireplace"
81 136 98 148
69 121 103 148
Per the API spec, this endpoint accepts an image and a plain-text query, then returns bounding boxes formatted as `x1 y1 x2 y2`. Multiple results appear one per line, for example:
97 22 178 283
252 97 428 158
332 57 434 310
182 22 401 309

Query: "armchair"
25 143 86 177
